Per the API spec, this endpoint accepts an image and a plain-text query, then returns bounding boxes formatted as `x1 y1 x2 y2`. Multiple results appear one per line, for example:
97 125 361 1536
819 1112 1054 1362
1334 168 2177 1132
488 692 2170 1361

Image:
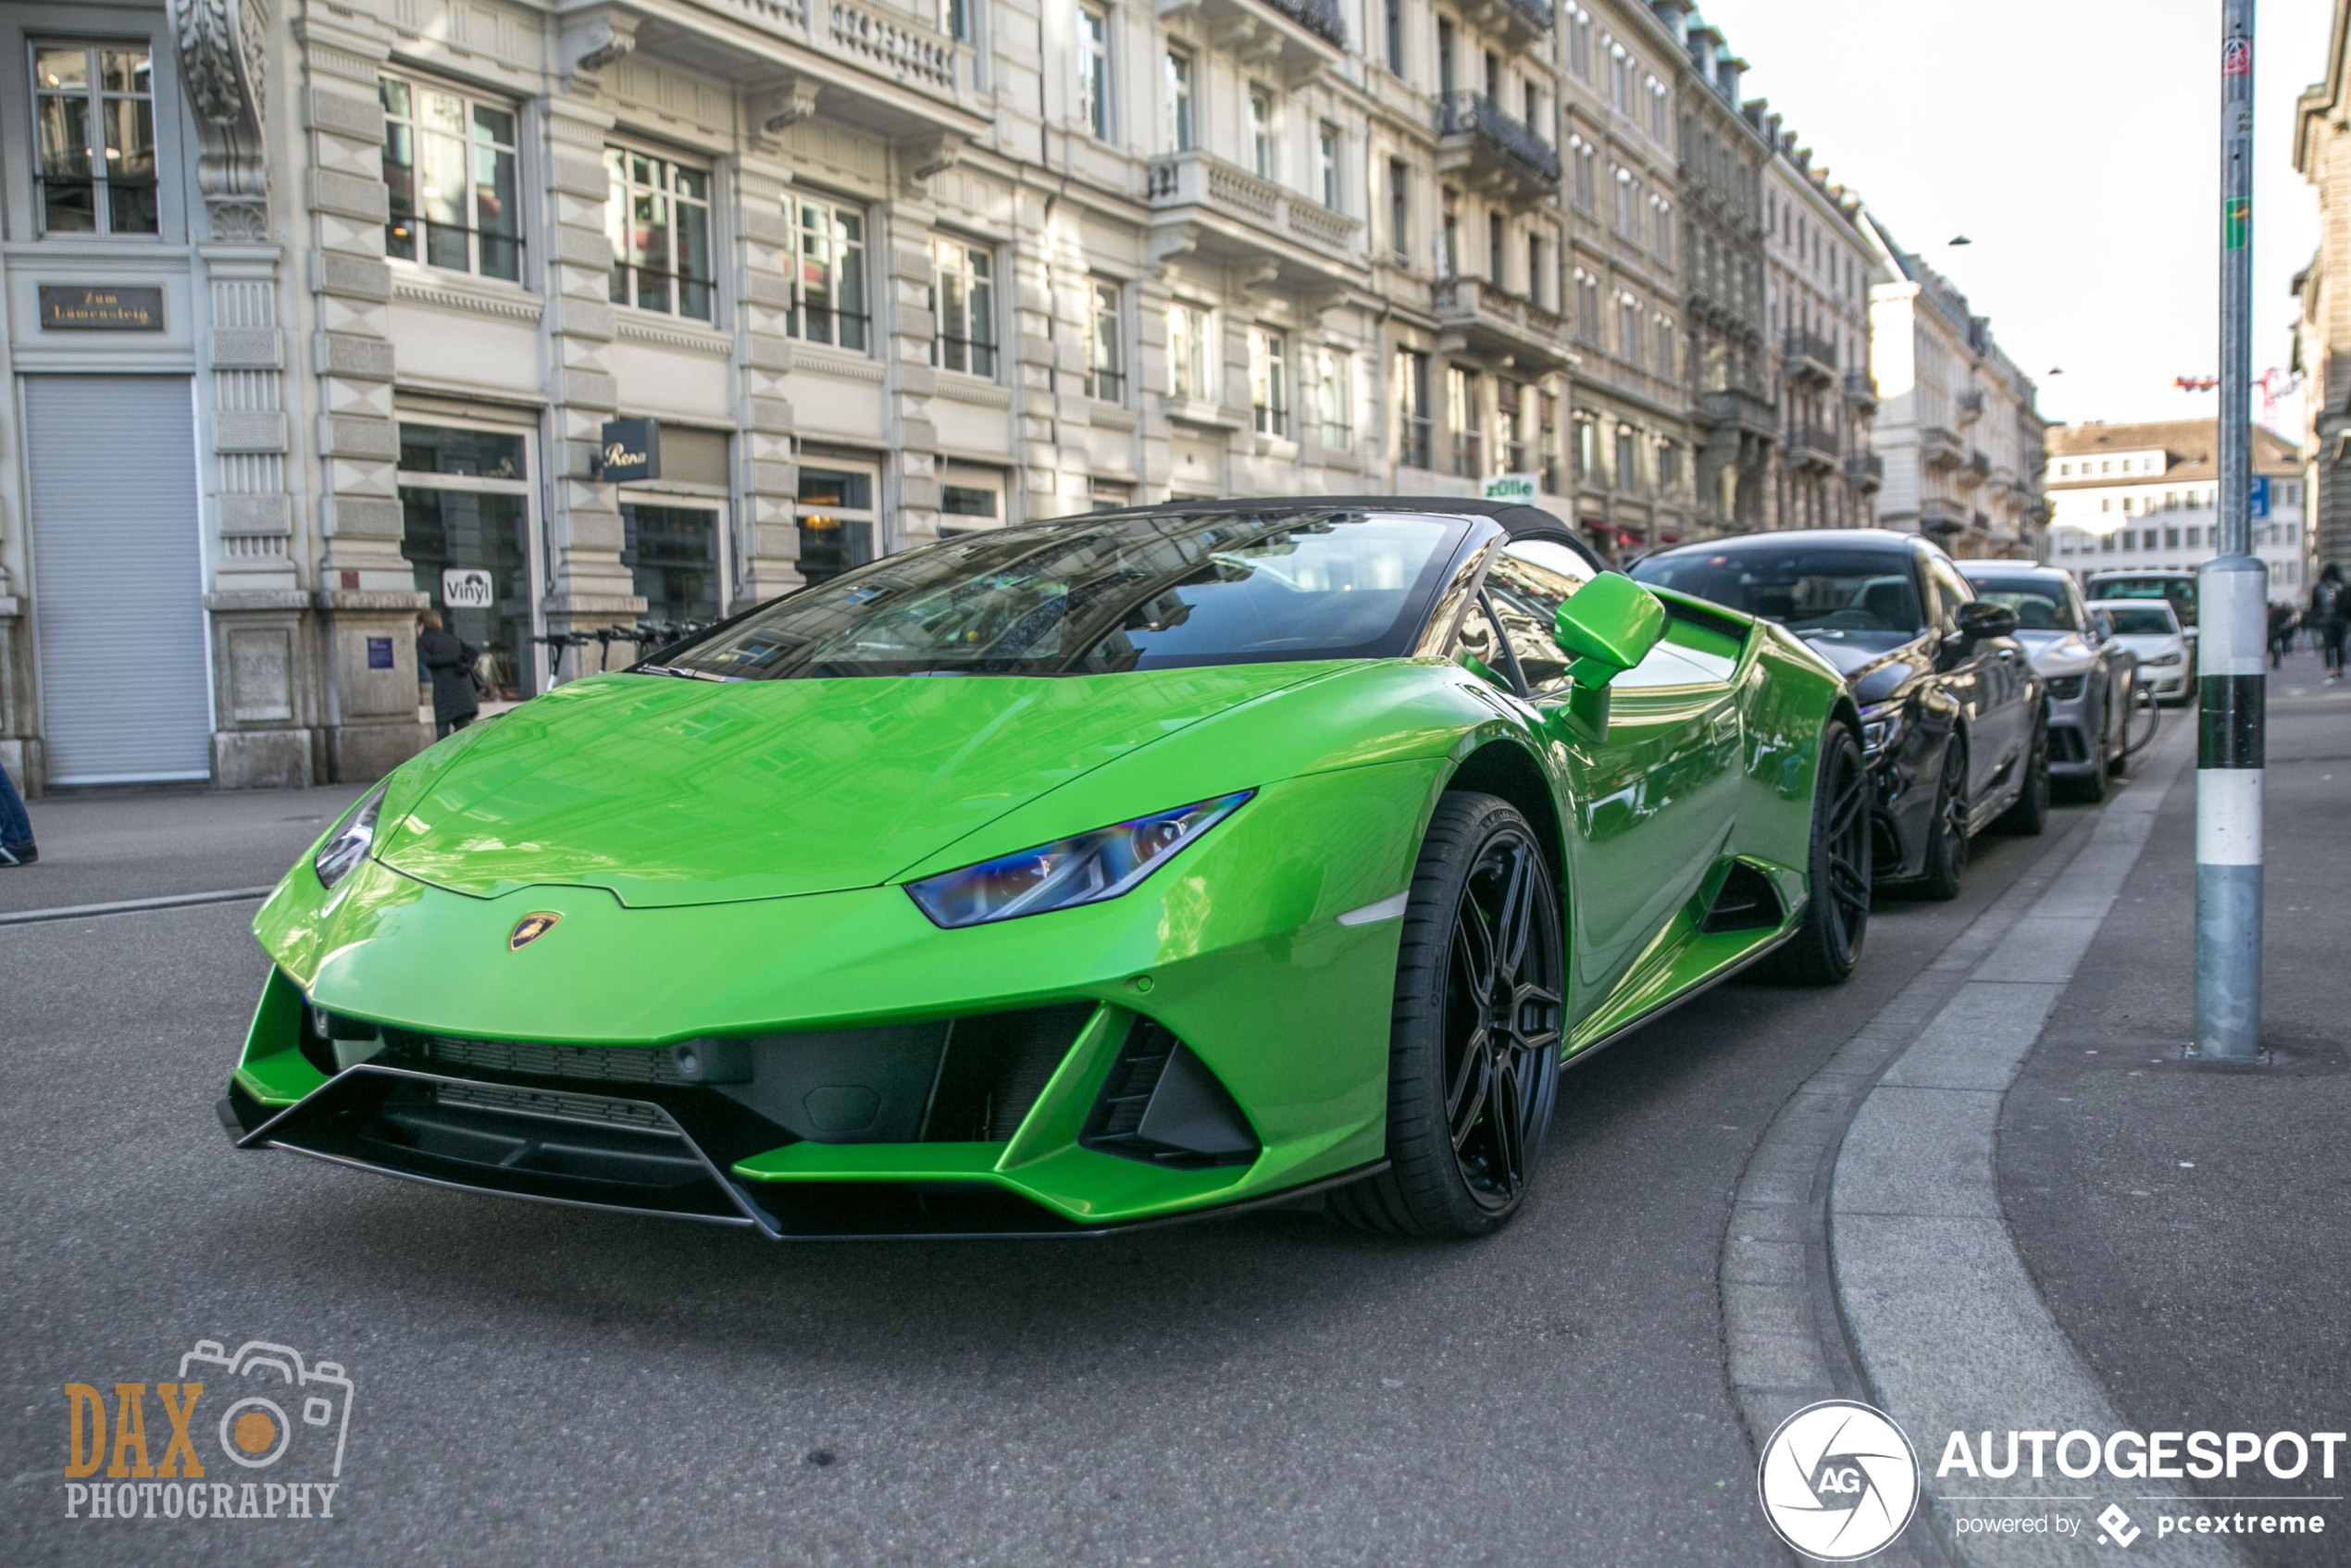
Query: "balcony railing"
1258 0 1348 47
1701 387 1778 436
1957 388 1985 423
1145 148 1364 259
1918 495 1967 531
1784 329 1836 381
1920 425 1964 468
1788 422 1841 467
1495 0 1556 33
1435 276 1574 365
697 0 977 112
1437 92 1561 187
1845 451 1885 489
1957 450 1991 488
1844 371 1878 407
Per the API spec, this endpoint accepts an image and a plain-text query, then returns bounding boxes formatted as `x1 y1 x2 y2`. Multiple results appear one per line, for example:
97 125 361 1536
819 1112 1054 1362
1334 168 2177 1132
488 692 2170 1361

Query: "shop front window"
796 467 877 585
399 423 538 703
621 503 724 629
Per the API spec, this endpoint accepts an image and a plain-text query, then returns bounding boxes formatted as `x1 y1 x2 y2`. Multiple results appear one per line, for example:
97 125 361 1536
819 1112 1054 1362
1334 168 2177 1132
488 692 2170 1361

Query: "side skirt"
1560 922 1801 1072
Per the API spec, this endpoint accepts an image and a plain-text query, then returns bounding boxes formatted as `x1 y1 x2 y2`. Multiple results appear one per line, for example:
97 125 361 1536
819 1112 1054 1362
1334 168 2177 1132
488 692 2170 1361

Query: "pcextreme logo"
60 1338 355 1522
1759 1400 1922 1562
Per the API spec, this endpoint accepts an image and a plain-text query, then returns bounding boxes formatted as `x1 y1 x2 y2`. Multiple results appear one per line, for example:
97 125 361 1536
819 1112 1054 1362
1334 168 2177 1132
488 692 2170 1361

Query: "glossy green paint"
1553 572 1670 682
234 577 1849 1230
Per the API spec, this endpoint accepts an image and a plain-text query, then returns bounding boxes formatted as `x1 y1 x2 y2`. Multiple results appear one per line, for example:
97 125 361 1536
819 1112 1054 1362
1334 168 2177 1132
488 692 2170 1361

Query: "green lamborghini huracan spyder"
221 499 1867 1240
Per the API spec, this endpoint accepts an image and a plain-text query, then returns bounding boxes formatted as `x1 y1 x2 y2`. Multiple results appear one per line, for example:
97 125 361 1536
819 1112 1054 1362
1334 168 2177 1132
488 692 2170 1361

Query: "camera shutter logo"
1757 1400 1920 1561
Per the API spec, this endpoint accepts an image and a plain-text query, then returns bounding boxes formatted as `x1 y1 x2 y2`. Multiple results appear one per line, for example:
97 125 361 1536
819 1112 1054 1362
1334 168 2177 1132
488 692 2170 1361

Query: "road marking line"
0 886 277 926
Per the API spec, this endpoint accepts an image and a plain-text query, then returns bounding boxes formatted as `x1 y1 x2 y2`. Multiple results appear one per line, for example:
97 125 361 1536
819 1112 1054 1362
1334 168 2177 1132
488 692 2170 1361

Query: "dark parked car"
1630 529 2047 899
1959 561 2138 801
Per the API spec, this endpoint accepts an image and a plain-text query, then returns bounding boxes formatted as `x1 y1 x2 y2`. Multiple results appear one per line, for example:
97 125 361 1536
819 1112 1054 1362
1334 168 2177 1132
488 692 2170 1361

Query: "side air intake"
1080 1020 1260 1170
1698 861 1787 935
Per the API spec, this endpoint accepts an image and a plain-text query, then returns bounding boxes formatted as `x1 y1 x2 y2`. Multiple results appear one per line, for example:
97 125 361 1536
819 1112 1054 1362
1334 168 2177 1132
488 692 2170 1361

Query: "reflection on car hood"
2017 629 2096 675
1794 631 1933 705
374 664 1343 907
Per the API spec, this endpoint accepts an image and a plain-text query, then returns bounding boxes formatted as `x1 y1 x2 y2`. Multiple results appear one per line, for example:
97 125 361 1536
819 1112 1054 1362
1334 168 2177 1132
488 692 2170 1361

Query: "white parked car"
2096 601 2191 703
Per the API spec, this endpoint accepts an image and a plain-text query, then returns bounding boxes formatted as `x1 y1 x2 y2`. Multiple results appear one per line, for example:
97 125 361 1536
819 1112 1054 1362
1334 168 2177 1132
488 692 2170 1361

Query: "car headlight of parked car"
905 790 1254 928
2044 675 2085 701
1859 702 1907 759
2145 651 2183 666
314 784 389 891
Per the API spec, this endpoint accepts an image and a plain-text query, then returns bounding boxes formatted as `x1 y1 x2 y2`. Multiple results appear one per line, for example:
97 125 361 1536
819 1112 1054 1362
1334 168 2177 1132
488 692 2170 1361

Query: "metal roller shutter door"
25 375 212 784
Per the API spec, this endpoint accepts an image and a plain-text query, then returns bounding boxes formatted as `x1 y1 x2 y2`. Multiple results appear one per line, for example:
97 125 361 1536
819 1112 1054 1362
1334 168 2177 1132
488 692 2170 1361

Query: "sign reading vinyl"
441 568 494 609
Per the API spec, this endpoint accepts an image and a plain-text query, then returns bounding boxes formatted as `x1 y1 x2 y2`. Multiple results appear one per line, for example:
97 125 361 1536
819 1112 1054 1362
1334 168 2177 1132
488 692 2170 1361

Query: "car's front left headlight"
1859 702 1907 759
2146 651 2183 666
314 784 388 891
905 790 1254 928
2045 675 2085 701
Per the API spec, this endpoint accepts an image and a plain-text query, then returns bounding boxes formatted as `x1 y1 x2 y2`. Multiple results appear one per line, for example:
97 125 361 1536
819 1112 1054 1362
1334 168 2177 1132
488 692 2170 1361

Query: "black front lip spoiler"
219 1069 1386 1241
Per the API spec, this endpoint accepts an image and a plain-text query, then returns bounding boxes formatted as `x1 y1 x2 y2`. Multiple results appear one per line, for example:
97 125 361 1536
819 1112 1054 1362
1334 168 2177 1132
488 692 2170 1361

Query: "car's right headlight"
314 785 388 891
2045 675 2085 701
905 791 1252 928
2146 651 2183 666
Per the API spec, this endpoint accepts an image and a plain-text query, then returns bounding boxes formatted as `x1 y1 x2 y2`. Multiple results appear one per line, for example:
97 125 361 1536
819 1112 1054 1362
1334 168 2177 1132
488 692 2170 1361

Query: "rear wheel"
1993 716 2050 835
1910 738 1971 902
1763 721 1870 986
1332 792 1563 1240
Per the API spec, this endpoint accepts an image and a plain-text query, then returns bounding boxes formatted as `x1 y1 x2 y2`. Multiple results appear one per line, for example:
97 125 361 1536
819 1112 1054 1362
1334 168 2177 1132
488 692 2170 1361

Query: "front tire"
1332 792 1563 1240
1763 721 1870 986
1910 737 1971 902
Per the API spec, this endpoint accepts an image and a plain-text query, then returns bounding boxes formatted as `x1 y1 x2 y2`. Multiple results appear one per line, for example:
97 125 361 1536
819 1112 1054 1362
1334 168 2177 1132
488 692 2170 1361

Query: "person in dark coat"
417 611 481 739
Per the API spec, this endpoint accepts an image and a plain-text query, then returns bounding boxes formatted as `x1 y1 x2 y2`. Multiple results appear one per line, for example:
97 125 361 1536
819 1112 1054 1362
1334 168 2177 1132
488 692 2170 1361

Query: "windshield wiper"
635 664 728 681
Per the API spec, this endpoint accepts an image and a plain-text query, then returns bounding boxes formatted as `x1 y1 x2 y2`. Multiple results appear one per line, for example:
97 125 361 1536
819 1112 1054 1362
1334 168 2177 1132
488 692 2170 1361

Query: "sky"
1691 0 2334 440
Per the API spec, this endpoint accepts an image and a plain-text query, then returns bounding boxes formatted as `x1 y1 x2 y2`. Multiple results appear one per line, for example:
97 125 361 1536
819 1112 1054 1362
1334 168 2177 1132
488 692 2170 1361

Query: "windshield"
1967 579 2079 631
2101 605 2178 637
2089 577 2197 626
1631 548 1922 647
649 509 1467 679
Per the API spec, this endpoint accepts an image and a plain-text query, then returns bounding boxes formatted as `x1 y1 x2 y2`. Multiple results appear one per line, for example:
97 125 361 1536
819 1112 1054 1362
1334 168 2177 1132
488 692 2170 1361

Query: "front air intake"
1079 1020 1260 1170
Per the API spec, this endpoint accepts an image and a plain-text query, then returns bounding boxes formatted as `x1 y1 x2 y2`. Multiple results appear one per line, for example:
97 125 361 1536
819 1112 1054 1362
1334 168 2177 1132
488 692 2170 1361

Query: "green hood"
373 666 1343 908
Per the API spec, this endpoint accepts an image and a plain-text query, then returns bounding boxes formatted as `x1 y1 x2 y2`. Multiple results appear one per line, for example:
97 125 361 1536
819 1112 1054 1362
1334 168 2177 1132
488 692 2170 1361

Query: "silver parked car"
1959 562 2138 802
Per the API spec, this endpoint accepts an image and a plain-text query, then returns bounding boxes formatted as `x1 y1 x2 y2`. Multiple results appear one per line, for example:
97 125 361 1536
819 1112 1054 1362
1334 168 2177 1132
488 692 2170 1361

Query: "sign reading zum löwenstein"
40 285 165 331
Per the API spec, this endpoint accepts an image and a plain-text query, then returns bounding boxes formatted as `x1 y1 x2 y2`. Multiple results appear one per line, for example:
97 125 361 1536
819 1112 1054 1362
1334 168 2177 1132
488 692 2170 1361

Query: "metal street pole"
2197 0 2266 1060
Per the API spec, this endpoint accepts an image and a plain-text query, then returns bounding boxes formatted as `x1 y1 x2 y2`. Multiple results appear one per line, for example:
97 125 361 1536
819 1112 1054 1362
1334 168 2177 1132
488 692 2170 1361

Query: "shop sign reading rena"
60 1338 354 1521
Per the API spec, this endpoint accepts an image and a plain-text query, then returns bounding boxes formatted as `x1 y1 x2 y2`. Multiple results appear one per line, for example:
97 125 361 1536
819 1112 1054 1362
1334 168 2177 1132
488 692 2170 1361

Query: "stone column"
732 161 800 606
884 183 943 551
293 1 429 781
537 93 643 667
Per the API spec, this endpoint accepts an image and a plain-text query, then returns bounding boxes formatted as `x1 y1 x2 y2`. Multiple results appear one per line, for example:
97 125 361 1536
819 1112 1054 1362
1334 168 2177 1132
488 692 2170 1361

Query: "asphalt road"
1 778 2103 1567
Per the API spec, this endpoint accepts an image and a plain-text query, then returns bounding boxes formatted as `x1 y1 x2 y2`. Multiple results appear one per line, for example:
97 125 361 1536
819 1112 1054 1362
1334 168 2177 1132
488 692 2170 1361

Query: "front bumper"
2140 667 2189 700
229 763 1437 1236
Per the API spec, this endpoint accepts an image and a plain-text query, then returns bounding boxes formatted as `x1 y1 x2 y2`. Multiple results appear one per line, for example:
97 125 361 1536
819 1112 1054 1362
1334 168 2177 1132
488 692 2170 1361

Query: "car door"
1925 554 2024 809
1483 544 1743 1017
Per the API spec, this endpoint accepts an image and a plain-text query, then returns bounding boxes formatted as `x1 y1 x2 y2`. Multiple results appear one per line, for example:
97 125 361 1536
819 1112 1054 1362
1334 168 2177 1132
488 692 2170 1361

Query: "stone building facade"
1751 112 1882 532
2043 419 2309 601
1860 218 2045 559
2294 0 2351 579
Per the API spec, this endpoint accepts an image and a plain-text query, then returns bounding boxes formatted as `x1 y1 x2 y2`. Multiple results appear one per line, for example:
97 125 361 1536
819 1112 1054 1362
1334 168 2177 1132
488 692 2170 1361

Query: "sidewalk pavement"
1996 647 2350 1565
0 781 366 917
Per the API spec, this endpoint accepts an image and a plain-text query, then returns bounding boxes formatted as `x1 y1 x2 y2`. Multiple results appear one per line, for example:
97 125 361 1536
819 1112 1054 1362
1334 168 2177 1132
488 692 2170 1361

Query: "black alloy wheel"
1765 721 1871 985
1910 736 1971 902
1333 791 1565 1239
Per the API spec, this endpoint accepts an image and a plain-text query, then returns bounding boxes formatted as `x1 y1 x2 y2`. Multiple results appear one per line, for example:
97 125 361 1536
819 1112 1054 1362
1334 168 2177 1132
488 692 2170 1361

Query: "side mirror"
1954 601 2018 642
1552 574 1669 688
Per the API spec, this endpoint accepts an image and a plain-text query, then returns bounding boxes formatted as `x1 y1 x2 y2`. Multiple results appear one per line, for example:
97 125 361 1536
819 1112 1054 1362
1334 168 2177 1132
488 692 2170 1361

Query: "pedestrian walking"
0 752 35 867
417 611 481 739
2313 563 2351 684
2269 600 2296 668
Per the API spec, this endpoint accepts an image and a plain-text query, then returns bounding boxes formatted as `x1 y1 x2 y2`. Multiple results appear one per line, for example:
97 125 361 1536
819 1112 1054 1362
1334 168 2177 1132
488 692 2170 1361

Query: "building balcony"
1844 371 1878 410
1143 148 1366 288
1787 422 1840 472
1846 451 1885 492
1783 329 1836 384
1457 0 1554 47
1956 388 1985 424
1434 277 1575 373
1956 449 1991 490
1920 425 1964 469
1436 93 1562 202
1699 388 1778 439
624 0 990 143
1918 495 1968 534
1159 0 1347 79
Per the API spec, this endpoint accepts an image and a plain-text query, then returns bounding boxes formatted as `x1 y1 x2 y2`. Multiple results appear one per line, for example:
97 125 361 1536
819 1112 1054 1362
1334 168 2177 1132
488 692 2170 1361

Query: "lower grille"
2048 725 2089 764
388 1032 691 1087
1080 1019 1260 1169
433 1079 668 1131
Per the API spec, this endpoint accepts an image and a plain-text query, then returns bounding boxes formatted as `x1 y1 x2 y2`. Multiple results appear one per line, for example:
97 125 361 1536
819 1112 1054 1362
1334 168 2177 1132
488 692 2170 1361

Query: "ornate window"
606 147 713 321
31 43 156 235
381 76 521 280
790 195 869 352
932 237 998 378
